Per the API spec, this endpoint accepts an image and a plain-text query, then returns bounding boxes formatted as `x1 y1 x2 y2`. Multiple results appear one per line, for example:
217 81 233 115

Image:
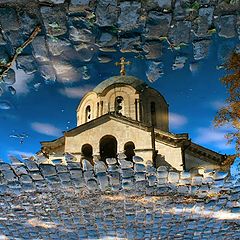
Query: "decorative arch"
99 135 117 162
76 91 98 125
124 141 135 161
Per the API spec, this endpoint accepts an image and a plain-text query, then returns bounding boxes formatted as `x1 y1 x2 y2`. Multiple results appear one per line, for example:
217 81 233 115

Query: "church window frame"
115 96 124 115
85 105 91 122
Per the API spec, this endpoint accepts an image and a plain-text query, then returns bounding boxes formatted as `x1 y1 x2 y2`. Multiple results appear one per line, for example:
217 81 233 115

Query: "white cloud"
169 112 188 129
31 122 62 137
8 150 34 157
59 85 94 99
210 100 226 110
12 66 34 95
189 62 200 74
194 126 234 150
52 61 81 84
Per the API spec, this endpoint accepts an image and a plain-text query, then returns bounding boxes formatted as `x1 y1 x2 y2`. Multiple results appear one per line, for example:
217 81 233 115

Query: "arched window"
81 144 93 164
115 96 124 115
124 142 135 161
150 101 156 126
85 105 91 122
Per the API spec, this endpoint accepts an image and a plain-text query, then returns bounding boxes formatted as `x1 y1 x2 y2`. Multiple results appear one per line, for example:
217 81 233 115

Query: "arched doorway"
100 135 117 162
81 144 93 164
124 141 135 161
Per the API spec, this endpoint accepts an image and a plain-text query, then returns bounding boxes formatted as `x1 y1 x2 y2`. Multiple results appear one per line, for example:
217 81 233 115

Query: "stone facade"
41 75 227 172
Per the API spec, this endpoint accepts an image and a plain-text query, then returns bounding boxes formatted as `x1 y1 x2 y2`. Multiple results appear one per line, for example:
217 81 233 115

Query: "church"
39 58 228 171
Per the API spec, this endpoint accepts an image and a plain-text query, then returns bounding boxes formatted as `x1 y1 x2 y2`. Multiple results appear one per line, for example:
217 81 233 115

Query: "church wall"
155 141 183 171
184 152 220 171
141 89 169 131
77 85 141 126
100 85 139 120
65 119 153 163
77 92 98 125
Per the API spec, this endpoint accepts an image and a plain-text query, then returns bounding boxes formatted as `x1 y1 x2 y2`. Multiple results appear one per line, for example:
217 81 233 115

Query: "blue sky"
0 36 238 162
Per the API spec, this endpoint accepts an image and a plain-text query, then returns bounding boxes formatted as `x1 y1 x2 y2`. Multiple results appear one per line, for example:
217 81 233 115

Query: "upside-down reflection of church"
39 64 228 171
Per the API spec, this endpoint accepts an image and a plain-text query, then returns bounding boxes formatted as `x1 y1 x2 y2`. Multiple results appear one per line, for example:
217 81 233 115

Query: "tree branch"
0 25 41 82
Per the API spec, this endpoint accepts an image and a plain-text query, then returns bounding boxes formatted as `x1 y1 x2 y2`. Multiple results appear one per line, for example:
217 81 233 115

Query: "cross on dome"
115 57 131 76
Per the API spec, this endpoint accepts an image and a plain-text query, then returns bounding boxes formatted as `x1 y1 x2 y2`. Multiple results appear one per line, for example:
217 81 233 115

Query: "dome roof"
93 76 147 94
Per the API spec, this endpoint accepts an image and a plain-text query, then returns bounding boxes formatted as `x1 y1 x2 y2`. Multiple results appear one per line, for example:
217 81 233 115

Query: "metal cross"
115 57 131 76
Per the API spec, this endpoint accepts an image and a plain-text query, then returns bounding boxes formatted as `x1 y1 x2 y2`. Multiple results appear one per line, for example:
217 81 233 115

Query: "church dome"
93 76 147 94
77 74 169 132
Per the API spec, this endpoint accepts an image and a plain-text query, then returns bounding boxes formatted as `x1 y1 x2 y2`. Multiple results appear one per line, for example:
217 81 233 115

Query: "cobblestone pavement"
0 156 239 239
0 0 240 92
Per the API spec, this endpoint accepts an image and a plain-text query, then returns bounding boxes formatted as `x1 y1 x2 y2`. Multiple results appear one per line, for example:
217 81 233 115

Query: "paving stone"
193 39 211 60
39 164 57 177
46 37 71 56
40 6 67 36
31 36 50 63
39 64 57 84
143 41 162 60
132 156 144 163
16 55 37 74
69 26 95 43
169 21 192 45
120 36 141 53
146 61 164 82
199 7 214 25
19 11 39 36
69 0 90 12
218 15 237 38
95 0 118 27
119 160 133 169
96 172 109 191
94 161 107 174
145 12 171 39
106 158 117 165
117 1 143 32
134 163 146 172
0 7 20 32
168 171 180 183
97 32 117 48
82 159 93 171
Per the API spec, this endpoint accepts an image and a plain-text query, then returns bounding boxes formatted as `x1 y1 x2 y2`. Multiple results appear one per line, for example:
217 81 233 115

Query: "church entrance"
100 135 117 162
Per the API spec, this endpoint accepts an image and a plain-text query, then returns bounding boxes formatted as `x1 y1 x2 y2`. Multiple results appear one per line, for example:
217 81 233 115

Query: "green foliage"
48 22 60 29
191 1 200 11
47 34 59 42
208 28 217 34
107 25 119 34
16 47 23 55
159 36 168 41
183 1 201 11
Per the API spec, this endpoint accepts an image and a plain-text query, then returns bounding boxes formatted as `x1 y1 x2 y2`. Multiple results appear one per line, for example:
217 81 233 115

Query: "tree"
214 52 240 162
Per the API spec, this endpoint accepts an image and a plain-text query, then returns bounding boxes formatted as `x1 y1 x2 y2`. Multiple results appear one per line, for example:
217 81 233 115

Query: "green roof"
93 75 147 94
